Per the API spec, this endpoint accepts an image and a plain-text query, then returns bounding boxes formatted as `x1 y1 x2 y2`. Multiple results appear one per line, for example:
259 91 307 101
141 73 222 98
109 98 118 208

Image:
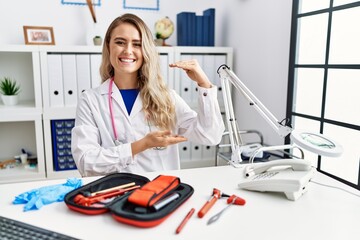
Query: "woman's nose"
123 43 133 53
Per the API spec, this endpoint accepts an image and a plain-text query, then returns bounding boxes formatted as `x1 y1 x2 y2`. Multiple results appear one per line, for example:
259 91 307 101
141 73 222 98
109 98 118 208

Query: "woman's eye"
115 41 125 45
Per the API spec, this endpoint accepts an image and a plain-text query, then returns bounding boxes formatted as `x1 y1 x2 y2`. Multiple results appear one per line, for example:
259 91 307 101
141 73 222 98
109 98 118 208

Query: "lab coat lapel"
129 94 143 119
102 79 129 120
112 89 129 118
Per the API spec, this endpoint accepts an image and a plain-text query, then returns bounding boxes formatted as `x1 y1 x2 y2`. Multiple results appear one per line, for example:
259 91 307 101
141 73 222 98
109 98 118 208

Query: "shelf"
0 50 42 110
40 45 102 53
0 101 42 121
46 169 81 180
0 164 46 184
43 107 76 120
0 118 45 184
0 45 39 52
0 99 36 109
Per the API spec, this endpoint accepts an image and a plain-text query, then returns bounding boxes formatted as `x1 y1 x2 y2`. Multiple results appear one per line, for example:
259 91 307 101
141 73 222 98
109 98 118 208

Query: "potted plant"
0 77 21 106
93 36 102 46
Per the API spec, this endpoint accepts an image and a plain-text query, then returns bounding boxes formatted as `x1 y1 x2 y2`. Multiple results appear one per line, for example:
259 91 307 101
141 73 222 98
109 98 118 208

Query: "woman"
71 13 224 176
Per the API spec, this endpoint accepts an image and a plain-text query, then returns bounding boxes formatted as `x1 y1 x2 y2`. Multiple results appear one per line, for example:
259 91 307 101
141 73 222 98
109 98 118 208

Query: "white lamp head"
290 129 343 158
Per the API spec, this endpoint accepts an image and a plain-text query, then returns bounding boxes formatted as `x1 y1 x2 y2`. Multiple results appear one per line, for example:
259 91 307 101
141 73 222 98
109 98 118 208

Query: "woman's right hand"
131 130 187 156
169 59 212 88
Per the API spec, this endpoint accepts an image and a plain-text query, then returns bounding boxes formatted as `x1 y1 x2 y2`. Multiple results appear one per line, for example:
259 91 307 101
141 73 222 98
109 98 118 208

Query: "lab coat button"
203 92 208 97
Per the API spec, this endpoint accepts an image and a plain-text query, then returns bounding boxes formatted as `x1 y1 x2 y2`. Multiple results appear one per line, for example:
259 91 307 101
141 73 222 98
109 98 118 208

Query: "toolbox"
64 172 194 228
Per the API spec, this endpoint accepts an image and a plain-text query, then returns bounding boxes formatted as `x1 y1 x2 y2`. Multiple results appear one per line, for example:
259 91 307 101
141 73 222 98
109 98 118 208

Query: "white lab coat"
71 79 225 176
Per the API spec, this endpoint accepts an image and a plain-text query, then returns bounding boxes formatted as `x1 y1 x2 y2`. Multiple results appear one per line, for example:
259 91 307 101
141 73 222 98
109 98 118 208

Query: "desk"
0 166 359 240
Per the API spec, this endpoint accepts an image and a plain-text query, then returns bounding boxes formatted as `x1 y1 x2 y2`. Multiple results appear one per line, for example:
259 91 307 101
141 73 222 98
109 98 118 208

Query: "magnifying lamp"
290 129 342 157
217 64 343 166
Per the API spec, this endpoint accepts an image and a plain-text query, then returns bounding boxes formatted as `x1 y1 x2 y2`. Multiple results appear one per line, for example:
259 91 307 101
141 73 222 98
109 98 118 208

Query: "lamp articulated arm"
217 64 293 165
217 64 293 138
216 64 342 166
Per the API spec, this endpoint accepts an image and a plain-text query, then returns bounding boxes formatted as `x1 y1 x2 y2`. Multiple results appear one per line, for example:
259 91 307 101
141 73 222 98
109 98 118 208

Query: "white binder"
62 54 78 106
179 141 191 162
214 54 227 108
191 144 203 161
76 54 91 97
159 54 169 86
203 54 216 85
179 54 192 106
203 54 223 114
47 54 64 107
191 55 204 107
202 145 216 161
90 54 102 88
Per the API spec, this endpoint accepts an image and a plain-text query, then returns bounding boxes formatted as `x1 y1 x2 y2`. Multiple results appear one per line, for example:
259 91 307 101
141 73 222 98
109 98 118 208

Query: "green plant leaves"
0 77 20 95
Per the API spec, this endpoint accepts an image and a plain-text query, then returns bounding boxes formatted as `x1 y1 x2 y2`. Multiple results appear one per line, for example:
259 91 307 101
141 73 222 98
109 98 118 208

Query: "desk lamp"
217 64 343 167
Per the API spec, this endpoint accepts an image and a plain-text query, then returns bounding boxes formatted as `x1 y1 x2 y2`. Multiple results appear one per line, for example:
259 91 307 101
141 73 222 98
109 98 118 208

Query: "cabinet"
0 46 45 183
0 45 232 183
40 46 103 180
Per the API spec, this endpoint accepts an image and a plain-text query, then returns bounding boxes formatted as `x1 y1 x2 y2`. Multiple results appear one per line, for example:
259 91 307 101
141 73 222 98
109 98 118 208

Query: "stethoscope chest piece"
114 139 122 146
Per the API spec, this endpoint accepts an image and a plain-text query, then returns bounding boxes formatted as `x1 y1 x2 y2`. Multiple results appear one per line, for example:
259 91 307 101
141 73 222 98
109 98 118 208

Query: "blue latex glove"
13 178 82 211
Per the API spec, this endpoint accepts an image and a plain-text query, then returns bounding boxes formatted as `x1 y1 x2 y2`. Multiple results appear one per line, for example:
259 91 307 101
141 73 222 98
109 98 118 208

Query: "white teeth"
120 58 135 63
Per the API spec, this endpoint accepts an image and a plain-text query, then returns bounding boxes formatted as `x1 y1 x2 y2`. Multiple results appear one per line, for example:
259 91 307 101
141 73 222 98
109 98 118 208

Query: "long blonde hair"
100 14 175 130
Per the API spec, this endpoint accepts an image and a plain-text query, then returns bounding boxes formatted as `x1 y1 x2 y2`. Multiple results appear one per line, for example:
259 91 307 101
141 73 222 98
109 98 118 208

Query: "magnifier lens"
300 133 335 149
290 130 343 157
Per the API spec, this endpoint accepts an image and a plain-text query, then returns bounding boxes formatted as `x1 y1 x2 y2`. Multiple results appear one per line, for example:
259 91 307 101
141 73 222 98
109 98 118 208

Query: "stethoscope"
108 78 121 146
108 78 166 150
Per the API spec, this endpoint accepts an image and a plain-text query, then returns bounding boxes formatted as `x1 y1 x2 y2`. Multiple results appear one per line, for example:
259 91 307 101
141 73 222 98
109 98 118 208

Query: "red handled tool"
227 194 246 205
176 208 195 234
74 185 140 206
82 182 136 197
197 188 229 218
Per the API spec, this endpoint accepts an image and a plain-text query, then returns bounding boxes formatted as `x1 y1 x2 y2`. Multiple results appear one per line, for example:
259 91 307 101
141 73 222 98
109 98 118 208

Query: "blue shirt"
119 89 139 115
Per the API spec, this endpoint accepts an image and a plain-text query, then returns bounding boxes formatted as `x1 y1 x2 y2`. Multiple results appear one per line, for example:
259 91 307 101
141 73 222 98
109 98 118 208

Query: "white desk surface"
0 165 359 240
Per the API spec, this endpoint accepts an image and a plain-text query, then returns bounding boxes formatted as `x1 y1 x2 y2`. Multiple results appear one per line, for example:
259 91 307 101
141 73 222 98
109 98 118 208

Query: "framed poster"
61 0 101 6
123 0 159 11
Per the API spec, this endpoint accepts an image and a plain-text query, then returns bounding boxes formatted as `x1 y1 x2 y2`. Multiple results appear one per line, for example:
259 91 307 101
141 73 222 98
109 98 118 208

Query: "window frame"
287 0 360 190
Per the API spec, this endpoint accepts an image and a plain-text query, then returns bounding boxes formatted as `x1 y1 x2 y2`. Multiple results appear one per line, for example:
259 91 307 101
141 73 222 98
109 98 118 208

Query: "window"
288 0 360 190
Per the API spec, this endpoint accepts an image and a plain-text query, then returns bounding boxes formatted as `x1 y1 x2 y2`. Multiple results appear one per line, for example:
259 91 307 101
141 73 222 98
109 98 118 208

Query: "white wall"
0 0 221 46
222 0 293 146
0 0 292 145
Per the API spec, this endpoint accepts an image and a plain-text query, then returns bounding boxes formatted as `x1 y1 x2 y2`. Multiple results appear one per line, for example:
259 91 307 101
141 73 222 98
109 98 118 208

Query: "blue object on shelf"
176 8 215 46
195 16 203 46
177 12 195 46
51 119 77 171
203 8 215 46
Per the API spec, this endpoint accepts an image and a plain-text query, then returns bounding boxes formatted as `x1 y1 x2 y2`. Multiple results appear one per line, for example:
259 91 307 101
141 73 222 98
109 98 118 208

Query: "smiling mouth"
120 58 135 63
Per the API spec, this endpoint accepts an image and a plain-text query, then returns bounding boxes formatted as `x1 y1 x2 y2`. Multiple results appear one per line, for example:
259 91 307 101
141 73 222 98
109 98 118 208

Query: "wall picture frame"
23 26 55 45
123 0 159 11
61 0 101 6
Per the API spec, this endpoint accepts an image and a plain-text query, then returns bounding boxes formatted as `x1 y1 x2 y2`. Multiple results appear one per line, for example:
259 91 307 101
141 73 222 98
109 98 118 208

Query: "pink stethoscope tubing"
108 78 119 143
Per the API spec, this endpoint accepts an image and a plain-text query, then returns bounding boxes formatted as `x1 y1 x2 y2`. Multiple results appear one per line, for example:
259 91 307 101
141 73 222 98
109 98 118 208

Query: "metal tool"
207 194 246 225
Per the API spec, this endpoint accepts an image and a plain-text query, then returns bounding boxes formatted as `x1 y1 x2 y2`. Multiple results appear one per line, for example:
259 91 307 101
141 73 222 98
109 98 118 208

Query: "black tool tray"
64 173 194 228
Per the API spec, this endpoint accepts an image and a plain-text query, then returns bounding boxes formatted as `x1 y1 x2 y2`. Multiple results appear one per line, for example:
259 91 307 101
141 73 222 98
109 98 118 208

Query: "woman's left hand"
169 59 212 88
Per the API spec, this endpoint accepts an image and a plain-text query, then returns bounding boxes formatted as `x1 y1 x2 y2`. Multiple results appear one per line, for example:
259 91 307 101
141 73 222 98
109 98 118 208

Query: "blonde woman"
71 13 224 176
